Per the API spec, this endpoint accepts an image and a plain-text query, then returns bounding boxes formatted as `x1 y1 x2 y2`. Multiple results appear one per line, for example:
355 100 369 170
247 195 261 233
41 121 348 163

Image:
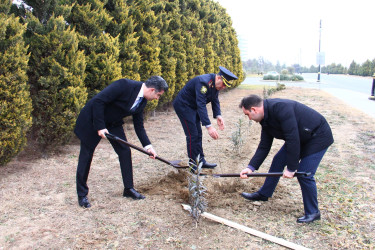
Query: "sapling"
188 155 207 224
231 118 245 153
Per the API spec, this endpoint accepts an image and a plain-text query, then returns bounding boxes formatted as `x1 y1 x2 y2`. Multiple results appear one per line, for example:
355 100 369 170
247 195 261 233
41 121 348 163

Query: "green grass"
246 74 263 78
237 84 268 90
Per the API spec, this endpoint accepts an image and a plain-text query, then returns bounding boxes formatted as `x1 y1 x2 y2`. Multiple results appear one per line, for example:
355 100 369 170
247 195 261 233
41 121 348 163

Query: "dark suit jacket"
173 74 221 126
249 98 334 171
74 79 150 148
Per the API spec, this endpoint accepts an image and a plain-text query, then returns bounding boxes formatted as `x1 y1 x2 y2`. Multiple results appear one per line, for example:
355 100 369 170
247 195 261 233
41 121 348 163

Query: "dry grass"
0 86 374 249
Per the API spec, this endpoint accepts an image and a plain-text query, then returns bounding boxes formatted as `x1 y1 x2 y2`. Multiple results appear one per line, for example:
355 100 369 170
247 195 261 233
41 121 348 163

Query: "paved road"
242 73 375 118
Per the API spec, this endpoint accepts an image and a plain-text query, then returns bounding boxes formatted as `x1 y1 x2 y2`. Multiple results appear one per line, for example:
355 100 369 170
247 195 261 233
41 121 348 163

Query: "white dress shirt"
130 84 153 150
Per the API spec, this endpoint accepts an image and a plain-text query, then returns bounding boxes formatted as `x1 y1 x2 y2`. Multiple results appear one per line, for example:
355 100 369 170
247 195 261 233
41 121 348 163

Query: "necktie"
131 97 143 111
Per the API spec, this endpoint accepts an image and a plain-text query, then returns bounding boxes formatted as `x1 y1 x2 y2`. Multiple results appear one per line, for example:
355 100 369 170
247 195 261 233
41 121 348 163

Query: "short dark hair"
145 76 168 93
239 94 263 110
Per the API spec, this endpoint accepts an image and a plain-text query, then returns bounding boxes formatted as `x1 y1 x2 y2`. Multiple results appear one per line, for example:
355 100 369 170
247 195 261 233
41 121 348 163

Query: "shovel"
199 172 311 178
105 133 188 169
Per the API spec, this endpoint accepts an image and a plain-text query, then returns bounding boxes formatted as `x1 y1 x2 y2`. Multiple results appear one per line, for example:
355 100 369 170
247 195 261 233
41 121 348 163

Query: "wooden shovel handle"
105 133 177 166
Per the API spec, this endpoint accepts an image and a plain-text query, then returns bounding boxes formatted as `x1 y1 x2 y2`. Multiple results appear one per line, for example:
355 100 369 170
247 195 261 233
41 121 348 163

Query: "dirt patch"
1 86 374 249
140 170 190 202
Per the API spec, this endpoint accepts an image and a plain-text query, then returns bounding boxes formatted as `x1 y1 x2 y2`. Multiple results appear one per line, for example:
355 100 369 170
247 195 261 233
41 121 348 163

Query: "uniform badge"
200 86 207 94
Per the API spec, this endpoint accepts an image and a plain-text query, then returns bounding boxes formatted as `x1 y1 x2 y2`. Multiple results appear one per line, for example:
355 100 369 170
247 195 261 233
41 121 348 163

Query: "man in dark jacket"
239 94 334 223
74 76 168 208
173 66 238 170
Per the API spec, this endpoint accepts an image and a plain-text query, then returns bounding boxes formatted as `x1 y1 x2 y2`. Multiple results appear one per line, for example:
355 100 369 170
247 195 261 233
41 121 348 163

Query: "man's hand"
283 168 295 178
147 147 157 159
207 126 219 139
217 116 225 130
98 128 109 139
240 168 253 179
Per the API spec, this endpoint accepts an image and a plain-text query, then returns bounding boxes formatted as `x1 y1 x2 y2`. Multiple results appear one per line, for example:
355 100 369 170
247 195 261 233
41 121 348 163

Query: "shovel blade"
169 160 189 168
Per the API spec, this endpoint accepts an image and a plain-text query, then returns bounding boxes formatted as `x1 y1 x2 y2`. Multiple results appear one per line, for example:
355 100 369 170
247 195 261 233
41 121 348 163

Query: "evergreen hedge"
1 0 244 164
0 8 32 165
263 74 304 81
26 15 87 149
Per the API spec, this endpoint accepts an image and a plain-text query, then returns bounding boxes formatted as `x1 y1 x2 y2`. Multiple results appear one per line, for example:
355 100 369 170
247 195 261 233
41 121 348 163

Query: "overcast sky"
215 0 375 67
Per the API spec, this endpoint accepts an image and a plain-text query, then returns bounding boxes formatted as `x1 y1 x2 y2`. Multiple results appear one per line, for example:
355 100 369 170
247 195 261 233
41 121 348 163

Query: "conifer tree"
137 28 161 78
182 16 205 78
130 0 162 111
16 0 73 24
170 30 188 98
26 15 87 148
201 0 244 85
202 37 215 73
120 31 141 80
137 27 161 112
4 0 244 153
132 1 161 78
0 2 32 165
200 0 222 73
162 2 188 97
158 31 177 106
153 2 177 106
105 0 141 80
68 0 112 37
81 33 122 98
360 60 372 76
348 60 357 75
67 0 122 98
0 0 11 13
22 0 57 24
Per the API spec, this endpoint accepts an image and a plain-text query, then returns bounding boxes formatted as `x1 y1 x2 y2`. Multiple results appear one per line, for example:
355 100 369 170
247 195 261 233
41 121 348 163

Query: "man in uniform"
74 76 168 208
173 66 238 171
239 94 334 223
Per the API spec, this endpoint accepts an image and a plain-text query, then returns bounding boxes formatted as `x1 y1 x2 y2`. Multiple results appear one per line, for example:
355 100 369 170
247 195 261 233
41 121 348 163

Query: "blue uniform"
173 73 221 163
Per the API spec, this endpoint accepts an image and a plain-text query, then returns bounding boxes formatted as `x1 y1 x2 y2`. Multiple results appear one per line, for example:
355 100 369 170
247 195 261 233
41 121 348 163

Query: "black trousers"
76 125 133 197
173 103 205 163
258 145 328 215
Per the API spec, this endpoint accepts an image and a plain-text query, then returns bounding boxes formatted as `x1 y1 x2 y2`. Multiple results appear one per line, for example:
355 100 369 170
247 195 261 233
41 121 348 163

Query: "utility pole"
317 20 322 82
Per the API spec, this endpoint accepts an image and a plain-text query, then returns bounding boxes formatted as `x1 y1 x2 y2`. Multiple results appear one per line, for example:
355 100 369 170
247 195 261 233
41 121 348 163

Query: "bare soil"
1 86 374 249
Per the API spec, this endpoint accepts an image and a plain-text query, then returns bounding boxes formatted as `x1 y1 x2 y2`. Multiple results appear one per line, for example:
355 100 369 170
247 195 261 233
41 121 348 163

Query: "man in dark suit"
74 76 168 208
239 94 334 223
173 67 238 171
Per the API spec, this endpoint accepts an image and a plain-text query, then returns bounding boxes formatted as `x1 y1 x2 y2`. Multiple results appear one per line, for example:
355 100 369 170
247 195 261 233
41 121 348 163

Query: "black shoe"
241 192 268 201
123 188 145 200
202 162 217 168
297 212 321 223
78 196 91 208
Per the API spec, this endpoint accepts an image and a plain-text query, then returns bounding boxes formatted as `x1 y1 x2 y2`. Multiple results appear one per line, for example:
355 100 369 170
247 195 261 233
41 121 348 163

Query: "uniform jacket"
250 98 334 171
74 79 150 148
173 74 221 126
